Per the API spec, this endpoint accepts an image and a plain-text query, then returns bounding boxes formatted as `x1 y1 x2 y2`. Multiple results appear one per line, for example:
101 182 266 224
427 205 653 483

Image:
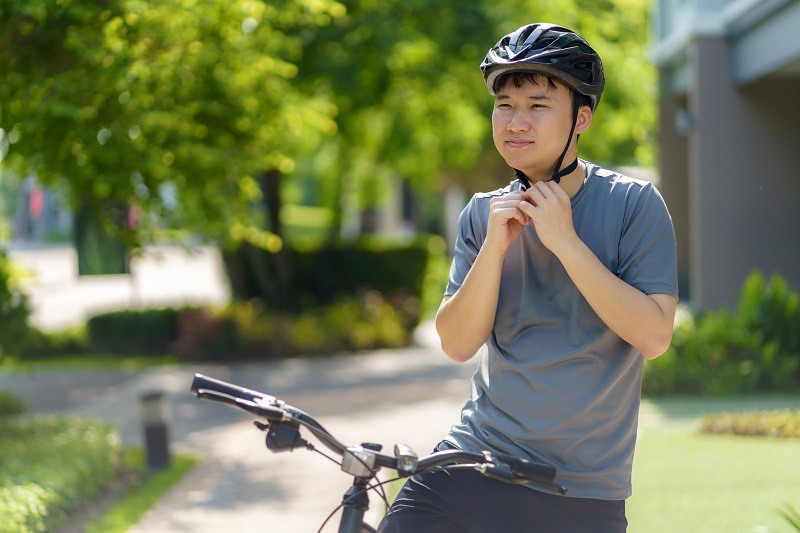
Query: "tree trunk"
258 169 292 312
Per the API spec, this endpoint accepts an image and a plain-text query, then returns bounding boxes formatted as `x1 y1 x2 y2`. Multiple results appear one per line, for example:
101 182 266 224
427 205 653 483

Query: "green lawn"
84 450 199 533
628 398 800 532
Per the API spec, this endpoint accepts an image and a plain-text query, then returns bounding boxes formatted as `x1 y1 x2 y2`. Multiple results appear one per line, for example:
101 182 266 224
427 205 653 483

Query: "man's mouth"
505 140 533 149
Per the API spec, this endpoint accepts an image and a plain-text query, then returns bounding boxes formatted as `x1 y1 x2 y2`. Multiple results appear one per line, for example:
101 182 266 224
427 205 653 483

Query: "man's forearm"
555 237 676 359
435 246 506 362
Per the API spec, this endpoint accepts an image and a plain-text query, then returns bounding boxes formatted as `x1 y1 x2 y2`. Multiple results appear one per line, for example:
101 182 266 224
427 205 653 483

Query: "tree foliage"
1 0 656 244
0 0 344 247
296 1 494 209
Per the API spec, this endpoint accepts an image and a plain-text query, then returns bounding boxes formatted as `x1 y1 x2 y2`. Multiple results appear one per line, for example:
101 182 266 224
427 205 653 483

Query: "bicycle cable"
314 472 399 533
309 442 389 505
311 445 343 468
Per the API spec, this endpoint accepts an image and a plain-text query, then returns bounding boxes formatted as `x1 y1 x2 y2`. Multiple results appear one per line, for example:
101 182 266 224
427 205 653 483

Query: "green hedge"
0 416 120 532
19 326 88 359
87 308 182 355
700 409 800 438
18 291 418 361
644 271 800 396
10 238 452 361
223 236 440 313
171 291 416 361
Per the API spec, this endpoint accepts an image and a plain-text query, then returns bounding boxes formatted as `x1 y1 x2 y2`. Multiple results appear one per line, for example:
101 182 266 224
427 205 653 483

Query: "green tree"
294 0 495 238
1 0 656 247
0 0 344 249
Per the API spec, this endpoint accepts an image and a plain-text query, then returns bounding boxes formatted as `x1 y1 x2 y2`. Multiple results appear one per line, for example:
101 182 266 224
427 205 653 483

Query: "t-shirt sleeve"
616 183 679 298
444 196 484 297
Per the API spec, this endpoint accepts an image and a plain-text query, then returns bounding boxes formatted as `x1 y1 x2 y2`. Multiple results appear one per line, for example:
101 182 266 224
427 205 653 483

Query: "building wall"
657 68 690 300
688 37 800 310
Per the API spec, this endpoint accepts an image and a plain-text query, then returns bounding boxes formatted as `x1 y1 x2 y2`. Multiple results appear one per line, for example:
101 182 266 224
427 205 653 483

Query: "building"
652 0 800 310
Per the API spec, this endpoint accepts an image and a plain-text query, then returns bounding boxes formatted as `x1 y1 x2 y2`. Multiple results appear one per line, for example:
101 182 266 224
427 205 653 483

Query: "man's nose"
507 111 530 132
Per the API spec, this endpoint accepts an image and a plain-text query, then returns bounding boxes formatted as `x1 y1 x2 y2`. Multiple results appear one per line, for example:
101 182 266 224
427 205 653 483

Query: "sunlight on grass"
628 425 800 532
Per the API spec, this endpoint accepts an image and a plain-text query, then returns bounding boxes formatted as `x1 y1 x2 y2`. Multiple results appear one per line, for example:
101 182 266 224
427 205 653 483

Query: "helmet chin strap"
516 97 580 190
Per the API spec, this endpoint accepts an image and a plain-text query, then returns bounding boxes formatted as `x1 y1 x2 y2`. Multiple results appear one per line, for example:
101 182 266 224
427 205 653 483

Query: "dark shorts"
377 443 627 533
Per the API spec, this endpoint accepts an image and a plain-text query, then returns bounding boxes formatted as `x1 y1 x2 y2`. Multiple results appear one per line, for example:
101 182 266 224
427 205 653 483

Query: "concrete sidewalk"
127 346 473 533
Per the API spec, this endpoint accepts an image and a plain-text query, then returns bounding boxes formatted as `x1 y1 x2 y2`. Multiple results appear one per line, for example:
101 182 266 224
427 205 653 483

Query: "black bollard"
140 391 171 471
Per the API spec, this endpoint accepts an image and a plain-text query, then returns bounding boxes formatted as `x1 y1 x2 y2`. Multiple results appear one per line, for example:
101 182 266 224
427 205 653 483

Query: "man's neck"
520 160 586 198
558 160 587 198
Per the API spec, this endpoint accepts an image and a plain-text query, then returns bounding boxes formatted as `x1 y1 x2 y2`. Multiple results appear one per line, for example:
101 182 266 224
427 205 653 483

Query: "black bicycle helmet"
481 23 605 110
481 23 606 185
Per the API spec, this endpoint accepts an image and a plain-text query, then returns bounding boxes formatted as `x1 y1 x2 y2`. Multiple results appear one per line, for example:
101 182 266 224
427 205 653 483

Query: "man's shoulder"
585 163 662 206
589 163 653 190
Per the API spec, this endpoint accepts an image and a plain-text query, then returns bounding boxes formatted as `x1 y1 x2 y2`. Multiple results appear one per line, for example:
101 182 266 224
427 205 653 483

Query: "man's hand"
518 180 577 255
436 191 531 362
487 191 530 255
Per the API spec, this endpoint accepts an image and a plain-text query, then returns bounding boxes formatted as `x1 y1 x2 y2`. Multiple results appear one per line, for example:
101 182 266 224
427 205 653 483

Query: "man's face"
491 77 576 181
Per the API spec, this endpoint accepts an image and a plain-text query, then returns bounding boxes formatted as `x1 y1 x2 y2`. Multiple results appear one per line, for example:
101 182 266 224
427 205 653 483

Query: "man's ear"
575 105 593 135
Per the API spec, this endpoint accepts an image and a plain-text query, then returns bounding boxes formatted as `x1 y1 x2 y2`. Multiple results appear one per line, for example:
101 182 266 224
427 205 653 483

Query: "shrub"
223 235 442 316
87 308 184 355
171 291 416 361
700 409 800 438
0 416 120 532
0 390 26 416
643 271 800 396
169 307 239 361
0 249 32 359
738 272 800 381
19 325 88 359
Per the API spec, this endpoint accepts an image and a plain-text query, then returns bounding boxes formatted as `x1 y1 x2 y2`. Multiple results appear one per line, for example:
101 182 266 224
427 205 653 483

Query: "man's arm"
552 237 676 358
435 192 529 362
520 181 677 359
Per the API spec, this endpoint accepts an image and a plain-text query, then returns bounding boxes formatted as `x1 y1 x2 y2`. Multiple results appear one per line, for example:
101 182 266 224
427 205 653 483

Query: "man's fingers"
490 192 524 206
493 205 530 225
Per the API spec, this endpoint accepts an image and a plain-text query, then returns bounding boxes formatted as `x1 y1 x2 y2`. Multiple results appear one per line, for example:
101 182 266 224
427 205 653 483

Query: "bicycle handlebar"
191 373 564 492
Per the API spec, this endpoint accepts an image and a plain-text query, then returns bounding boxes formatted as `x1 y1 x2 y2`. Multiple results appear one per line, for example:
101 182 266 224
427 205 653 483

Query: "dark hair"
494 71 592 119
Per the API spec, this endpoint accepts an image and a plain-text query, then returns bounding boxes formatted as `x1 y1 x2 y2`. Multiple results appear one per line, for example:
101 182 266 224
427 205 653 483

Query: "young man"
379 23 678 532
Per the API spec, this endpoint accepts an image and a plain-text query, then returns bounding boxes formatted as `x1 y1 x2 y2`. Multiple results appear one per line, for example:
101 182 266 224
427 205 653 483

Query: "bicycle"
190 373 567 533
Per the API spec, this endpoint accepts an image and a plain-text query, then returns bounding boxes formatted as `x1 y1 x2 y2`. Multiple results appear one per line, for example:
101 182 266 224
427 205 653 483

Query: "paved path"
2 328 475 532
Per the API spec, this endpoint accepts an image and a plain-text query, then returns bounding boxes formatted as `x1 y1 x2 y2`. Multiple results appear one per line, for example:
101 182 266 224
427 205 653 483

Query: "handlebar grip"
191 373 268 403
506 457 556 482
190 373 286 420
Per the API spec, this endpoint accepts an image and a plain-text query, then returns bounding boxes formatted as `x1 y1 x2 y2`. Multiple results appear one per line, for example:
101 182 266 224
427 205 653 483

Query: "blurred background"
1 0 800 531
0 0 667 359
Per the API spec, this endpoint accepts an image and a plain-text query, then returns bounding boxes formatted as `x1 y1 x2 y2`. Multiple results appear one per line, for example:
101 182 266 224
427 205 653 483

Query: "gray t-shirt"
443 161 678 500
